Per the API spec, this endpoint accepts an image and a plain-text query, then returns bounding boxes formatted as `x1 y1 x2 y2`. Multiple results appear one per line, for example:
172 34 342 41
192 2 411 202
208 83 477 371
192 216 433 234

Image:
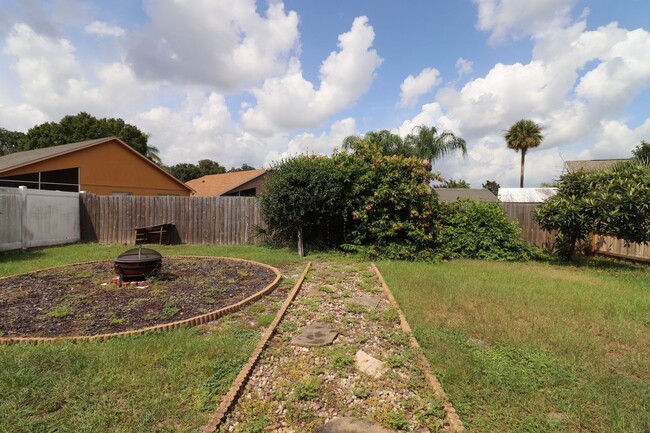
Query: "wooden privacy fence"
501 202 555 249
592 234 649 263
80 194 265 245
502 202 649 263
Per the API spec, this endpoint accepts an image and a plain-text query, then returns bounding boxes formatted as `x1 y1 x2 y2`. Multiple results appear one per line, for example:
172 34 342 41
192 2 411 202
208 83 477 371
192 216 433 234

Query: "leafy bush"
437 199 540 261
261 146 441 260
344 150 440 261
536 162 650 260
259 155 349 250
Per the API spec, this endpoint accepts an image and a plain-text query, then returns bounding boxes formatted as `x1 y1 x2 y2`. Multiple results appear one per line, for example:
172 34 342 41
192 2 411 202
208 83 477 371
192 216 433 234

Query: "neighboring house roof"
498 188 557 203
434 188 498 202
565 159 629 173
186 169 266 196
0 137 193 193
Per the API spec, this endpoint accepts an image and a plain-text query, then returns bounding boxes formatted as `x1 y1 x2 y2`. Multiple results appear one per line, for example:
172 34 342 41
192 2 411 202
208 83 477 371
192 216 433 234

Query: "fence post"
19 186 27 250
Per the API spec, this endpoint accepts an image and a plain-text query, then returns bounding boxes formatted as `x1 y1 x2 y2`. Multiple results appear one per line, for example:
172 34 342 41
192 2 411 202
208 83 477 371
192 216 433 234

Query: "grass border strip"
201 261 312 433
371 262 465 433
0 256 282 344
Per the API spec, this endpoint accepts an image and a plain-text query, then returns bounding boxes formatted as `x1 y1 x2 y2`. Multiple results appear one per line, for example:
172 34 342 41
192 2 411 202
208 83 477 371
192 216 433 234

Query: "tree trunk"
520 149 527 188
297 226 304 258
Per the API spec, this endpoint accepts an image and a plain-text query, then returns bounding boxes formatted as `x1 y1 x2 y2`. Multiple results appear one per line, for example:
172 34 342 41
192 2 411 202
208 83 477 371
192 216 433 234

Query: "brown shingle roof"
565 159 630 173
186 169 266 196
0 137 114 173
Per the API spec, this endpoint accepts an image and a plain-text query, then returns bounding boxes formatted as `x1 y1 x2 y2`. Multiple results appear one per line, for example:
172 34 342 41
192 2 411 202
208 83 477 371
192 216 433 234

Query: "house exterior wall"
1 140 190 196
224 174 266 196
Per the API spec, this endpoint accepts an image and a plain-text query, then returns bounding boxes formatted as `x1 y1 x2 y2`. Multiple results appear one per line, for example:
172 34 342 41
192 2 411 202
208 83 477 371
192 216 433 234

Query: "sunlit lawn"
377 259 650 433
0 243 302 433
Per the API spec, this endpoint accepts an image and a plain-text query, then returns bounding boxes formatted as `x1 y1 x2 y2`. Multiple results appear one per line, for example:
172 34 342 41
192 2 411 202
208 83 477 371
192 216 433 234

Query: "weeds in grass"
345 302 367 314
378 259 650 433
351 380 371 399
256 313 275 327
292 377 321 400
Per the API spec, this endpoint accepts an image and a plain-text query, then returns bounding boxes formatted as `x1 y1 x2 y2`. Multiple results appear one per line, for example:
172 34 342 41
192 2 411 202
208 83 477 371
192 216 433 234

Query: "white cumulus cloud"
126 0 299 92
398 67 441 108
84 21 125 37
400 8 650 187
473 0 578 43
240 16 382 135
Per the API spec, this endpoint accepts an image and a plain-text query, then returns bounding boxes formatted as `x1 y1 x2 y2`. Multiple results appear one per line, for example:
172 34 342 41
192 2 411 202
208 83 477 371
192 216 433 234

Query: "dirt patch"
0 257 278 338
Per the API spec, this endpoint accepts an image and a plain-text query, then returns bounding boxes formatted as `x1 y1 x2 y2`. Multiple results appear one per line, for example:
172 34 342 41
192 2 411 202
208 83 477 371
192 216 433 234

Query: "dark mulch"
0 257 278 338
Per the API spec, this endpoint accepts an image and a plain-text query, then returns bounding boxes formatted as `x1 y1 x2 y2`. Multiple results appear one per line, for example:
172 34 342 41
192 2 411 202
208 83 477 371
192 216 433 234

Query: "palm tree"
405 125 467 165
342 129 408 156
504 119 543 188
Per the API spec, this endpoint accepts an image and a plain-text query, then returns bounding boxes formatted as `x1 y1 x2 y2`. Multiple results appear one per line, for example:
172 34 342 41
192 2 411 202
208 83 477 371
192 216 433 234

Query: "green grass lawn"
0 243 302 433
0 242 303 277
377 259 650 433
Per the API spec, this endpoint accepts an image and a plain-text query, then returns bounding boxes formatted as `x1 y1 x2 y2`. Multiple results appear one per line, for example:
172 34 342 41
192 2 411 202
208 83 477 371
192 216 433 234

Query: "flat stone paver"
290 321 338 347
348 294 381 309
315 417 396 433
355 350 386 379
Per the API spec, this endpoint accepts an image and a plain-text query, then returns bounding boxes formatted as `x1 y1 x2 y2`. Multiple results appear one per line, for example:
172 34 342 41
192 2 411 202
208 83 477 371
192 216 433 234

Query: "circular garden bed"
0 257 280 339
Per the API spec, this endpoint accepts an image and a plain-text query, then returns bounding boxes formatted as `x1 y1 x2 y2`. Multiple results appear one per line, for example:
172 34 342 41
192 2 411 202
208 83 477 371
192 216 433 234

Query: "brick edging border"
0 256 282 345
371 263 465 433
201 261 312 433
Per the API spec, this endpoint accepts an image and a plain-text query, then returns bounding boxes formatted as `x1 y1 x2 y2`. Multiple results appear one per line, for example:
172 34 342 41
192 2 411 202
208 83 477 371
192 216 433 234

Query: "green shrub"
437 199 539 261
536 162 650 260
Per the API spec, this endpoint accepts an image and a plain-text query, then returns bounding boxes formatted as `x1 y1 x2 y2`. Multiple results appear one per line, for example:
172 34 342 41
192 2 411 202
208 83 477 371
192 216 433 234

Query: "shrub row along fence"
1 186 80 251
80 194 265 245
502 202 649 263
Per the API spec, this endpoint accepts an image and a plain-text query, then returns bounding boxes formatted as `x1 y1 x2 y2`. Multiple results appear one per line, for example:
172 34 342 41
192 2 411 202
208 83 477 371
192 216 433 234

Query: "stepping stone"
290 321 338 347
355 350 386 379
348 294 381 309
315 417 396 433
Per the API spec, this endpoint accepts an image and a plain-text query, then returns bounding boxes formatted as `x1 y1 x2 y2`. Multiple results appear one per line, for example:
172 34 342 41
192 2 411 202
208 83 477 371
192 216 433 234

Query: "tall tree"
482 180 500 196
342 129 410 156
18 112 153 160
632 140 650 163
165 159 227 182
504 119 543 188
0 127 24 156
343 125 467 165
437 178 471 188
405 125 467 165
229 163 256 172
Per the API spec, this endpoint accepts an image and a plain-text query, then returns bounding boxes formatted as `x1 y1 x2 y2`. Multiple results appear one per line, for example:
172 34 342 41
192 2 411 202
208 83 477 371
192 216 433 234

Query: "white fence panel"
0 187 23 250
0 186 80 251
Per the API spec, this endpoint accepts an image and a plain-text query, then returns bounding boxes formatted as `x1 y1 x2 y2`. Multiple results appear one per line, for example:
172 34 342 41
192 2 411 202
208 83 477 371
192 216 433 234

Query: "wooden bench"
133 223 174 245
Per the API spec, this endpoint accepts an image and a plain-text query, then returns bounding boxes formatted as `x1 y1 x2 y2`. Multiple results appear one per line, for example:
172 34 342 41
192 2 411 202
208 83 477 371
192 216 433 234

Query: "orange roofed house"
186 169 267 196
0 137 193 196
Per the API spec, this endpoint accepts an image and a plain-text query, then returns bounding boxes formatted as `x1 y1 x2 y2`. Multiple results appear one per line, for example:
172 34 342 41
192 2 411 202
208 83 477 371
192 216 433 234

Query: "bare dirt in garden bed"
0 257 277 338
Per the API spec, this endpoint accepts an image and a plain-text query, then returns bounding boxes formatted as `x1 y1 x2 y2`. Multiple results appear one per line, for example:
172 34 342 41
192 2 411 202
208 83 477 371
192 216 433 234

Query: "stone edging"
0 256 282 345
371 263 465 433
201 261 312 433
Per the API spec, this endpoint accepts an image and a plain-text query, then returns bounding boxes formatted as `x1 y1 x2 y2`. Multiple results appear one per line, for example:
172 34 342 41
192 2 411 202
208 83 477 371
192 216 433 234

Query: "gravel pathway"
217 260 448 433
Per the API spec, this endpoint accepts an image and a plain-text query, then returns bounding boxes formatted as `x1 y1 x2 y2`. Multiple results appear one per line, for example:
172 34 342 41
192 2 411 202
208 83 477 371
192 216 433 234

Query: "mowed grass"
0 243 302 432
1 326 256 433
0 242 303 277
377 259 650 433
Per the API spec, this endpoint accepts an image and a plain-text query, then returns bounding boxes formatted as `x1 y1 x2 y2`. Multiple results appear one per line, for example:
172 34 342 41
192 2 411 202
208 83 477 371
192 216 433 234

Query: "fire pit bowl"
114 247 162 282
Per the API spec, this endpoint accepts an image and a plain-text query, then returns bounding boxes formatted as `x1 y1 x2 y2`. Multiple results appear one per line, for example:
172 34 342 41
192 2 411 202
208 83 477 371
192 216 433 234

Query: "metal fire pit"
114 247 162 283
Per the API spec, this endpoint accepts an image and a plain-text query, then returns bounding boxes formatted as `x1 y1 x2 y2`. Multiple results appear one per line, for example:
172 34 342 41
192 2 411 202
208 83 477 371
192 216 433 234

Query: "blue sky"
1 0 649 187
